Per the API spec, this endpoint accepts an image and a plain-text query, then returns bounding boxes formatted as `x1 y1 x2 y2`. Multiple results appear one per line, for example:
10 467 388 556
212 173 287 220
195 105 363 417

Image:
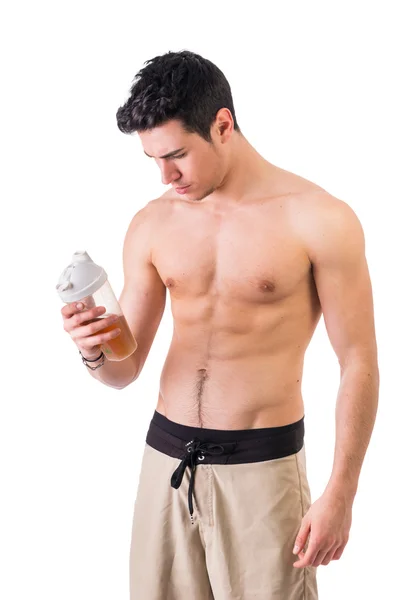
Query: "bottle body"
77 280 137 361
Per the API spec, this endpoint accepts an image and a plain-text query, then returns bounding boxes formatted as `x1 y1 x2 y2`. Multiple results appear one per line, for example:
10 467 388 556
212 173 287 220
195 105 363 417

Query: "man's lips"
175 185 190 194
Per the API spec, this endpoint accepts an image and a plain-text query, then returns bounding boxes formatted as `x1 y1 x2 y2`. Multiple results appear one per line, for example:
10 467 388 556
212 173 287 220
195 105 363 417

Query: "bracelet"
80 349 103 362
79 349 105 370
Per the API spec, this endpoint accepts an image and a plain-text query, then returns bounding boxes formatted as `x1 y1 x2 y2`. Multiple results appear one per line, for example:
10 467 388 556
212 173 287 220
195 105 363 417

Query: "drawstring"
171 438 225 523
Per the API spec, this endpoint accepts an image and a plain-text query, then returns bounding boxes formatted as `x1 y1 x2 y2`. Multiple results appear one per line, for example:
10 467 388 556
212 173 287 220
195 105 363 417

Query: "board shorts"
129 410 318 599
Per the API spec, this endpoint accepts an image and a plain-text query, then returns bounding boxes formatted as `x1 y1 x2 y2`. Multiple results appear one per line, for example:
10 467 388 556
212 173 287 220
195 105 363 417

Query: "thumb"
293 516 311 554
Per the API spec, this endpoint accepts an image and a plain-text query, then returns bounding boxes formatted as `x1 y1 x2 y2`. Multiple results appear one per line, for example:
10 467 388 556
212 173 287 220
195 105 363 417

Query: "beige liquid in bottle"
84 314 137 361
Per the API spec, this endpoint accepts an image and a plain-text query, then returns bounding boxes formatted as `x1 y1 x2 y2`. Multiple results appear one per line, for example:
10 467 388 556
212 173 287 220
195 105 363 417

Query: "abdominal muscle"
155 301 320 430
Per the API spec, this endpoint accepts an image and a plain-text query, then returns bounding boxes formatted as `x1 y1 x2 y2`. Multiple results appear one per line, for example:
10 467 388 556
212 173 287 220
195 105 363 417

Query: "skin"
62 109 379 568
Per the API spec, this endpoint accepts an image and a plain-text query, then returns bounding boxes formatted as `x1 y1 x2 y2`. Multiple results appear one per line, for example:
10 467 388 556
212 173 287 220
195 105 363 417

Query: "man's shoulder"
268 163 364 261
127 192 172 230
292 187 360 228
290 189 364 264
262 165 343 216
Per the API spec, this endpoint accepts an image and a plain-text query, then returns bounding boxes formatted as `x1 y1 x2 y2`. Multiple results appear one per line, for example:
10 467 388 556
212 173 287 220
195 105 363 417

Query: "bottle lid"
56 251 108 303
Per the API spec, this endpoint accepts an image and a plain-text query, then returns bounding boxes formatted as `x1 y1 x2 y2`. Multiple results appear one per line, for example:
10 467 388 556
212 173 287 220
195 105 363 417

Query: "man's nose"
160 162 180 186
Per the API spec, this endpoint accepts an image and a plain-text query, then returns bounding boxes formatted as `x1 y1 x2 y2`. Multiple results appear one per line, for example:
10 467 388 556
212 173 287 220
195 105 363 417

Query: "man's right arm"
85 345 141 390
64 202 166 390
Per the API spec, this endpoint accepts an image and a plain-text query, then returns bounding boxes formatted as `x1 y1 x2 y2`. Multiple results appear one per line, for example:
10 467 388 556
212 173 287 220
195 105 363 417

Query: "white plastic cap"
56 251 108 303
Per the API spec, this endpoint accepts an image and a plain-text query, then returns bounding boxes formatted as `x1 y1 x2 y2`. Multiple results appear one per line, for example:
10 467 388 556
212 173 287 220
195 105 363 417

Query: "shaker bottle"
56 250 137 361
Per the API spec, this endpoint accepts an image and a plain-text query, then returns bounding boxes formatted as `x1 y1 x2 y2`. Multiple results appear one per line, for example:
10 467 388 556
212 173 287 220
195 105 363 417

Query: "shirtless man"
61 51 379 599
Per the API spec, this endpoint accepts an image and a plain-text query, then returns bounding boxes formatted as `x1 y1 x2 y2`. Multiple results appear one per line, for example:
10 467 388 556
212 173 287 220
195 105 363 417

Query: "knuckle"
85 319 98 332
72 314 81 328
79 308 92 322
311 536 321 548
97 319 110 335
313 560 321 568
303 558 313 567
87 323 97 335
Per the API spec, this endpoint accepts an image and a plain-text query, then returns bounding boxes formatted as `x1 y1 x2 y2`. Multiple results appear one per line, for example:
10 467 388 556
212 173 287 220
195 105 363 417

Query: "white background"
1 1 398 598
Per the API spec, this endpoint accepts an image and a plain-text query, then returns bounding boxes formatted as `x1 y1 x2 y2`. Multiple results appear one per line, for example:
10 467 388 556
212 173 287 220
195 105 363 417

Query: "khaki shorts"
129 411 318 599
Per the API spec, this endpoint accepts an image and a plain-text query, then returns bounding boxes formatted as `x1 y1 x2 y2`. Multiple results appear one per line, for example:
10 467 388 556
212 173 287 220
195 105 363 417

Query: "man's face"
139 119 225 202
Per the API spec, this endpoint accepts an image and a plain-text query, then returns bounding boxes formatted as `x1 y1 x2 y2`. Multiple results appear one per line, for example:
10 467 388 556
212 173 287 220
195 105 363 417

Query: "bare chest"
152 205 311 303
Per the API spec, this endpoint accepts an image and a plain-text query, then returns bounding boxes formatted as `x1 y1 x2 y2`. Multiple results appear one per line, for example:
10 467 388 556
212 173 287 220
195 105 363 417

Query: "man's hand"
292 490 353 568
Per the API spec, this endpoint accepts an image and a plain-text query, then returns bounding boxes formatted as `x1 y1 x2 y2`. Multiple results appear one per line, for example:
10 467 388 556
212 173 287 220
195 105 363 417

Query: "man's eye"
174 153 186 159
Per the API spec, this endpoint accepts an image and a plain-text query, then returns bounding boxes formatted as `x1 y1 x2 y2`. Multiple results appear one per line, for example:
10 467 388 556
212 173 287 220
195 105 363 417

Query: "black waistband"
147 410 305 465
146 411 305 523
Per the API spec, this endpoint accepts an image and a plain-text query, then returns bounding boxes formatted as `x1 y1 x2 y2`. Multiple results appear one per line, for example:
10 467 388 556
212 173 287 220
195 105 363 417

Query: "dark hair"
116 50 240 142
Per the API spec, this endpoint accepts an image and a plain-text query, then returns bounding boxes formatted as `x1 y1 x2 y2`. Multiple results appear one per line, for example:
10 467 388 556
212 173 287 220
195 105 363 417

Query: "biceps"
314 258 377 363
119 264 166 368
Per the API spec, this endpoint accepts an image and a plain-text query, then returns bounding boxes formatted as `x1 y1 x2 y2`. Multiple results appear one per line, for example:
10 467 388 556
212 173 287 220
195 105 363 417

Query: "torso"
150 168 324 428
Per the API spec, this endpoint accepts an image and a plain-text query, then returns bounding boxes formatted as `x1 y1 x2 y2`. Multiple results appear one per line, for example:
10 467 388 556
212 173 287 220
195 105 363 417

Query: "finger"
294 547 306 564
311 547 334 568
72 314 119 340
74 306 107 327
293 518 311 555
321 547 339 566
79 327 121 351
293 541 319 568
332 545 345 561
61 301 86 319
64 306 105 333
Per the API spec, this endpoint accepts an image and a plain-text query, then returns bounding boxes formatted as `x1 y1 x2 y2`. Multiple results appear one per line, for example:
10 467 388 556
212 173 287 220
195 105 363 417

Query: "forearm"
86 351 140 389
326 357 379 499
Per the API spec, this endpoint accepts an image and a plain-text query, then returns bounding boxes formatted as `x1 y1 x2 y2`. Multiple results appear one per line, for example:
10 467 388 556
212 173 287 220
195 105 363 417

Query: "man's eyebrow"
144 147 186 159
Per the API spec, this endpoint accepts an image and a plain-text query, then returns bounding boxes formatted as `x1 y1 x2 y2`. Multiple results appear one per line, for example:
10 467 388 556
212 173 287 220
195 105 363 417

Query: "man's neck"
209 136 273 205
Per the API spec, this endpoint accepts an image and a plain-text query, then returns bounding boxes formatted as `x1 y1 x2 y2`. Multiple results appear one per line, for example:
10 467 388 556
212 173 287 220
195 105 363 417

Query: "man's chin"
174 185 215 202
192 187 215 202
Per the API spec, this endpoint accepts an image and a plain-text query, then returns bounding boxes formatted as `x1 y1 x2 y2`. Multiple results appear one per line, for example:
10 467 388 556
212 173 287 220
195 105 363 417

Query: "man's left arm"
293 195 379 568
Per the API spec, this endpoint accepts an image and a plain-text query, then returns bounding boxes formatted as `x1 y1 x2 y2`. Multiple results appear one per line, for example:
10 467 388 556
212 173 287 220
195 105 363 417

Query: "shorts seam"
295 451 307 600
208 465 214 527
197 514 207 549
